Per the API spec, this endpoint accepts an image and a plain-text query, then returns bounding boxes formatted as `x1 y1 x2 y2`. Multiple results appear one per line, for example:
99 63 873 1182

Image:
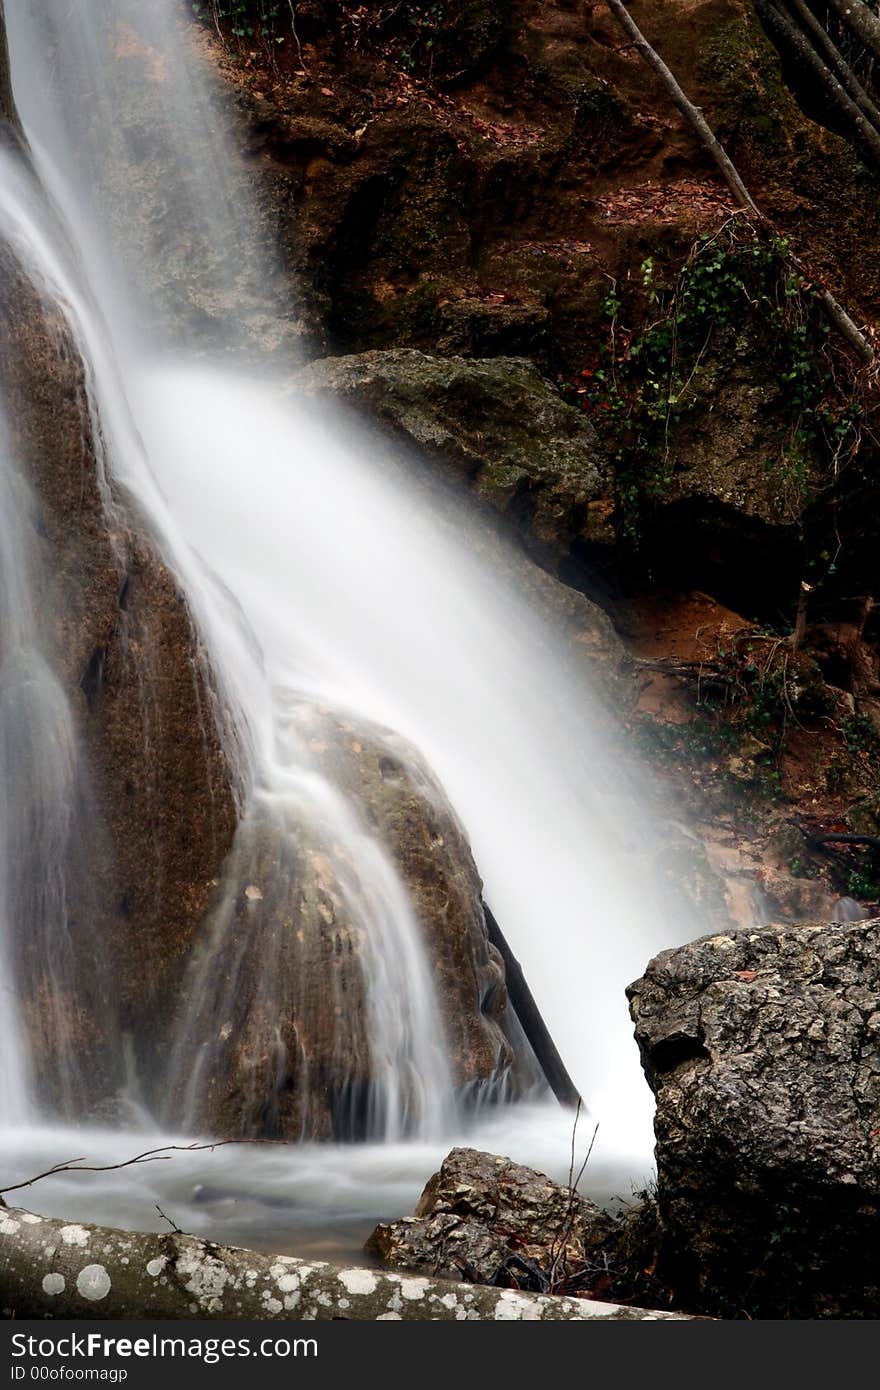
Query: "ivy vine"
564 219 864 549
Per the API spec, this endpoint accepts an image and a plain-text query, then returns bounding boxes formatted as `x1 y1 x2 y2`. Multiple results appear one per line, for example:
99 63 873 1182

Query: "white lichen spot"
708 935 736 951
398 1277 431 1302
376 1312 402 1320
494 1290 540 1321
146 1257 167 1278
42 1273 65 1296
22 1213 43 1225
440 1292 459 1310
244 885 263 901
0 1215 19 1236
263 1296 283 1314
60 1225 90 1248
176 1248 229 1311
337 1268 378 1296
283 1293 300 1311
76 1265 112 1302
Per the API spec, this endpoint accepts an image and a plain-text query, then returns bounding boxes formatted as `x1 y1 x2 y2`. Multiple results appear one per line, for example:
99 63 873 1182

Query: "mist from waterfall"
0 0 703 1234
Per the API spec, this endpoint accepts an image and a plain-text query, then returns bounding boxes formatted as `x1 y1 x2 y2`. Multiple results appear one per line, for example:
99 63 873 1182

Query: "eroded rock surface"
628 919 880 1317
367 1147 617 1286
0 234 238 1109
168 712 542 1140
300 349 608 562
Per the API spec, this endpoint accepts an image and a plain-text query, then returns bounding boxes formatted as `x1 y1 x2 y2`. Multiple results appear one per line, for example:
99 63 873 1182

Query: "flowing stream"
0 0 701 1255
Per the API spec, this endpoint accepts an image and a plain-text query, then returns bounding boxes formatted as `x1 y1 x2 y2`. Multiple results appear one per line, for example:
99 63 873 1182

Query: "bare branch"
756 0 880 166
826 0 880 63
783 0 880 134
0 1139 284 1200
286 1 306 72
603 0 876 363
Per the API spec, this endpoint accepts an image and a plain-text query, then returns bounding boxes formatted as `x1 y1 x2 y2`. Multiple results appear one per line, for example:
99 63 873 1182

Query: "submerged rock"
628 919 880 1317
300 349 609 563
367 1147 617 1287
167 710 544 1141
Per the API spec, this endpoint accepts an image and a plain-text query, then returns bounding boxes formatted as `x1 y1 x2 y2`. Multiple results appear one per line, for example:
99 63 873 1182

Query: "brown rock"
367 1146 617 1286
0 236 237 1109
166 710 542 1139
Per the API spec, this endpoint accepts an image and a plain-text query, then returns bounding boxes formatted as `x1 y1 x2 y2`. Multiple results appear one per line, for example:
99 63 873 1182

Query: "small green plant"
841 712 880 756
398 2 447 72
847 863 880 899
334 1 451 74
564 221 864 548
191 0 284 45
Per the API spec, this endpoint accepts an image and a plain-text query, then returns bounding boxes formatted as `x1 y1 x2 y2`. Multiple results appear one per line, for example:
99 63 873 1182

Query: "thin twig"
0 1139 285 1199
548 1116 600 1291
155 1203 183 1235
287 1 306 72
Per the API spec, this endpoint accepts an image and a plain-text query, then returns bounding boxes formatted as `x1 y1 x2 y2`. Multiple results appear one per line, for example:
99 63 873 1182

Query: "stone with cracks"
628 918 880 1317
367 1147 617 1286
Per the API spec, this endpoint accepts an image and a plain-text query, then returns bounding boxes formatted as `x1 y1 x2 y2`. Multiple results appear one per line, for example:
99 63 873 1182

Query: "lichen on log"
0 1208 690 1320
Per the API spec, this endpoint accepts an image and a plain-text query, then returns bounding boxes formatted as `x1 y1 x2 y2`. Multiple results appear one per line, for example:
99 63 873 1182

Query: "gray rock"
628 919 880 1317
366 1146 617 1287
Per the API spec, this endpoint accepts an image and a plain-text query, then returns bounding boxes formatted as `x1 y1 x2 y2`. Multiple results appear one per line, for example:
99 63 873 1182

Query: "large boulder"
164 710 543 1140
367 1147 617 1288
300 349 609 562
628 919 880 1317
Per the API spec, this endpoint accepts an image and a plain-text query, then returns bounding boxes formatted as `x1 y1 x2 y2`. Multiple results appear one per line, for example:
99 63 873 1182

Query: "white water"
0 404 39 1125
0 0 700 1243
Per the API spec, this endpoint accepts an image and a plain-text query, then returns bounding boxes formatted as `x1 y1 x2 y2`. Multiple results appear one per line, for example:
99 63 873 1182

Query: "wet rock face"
367 1147 617 1285
0 238 543 1134
300 349 608 562
168 709 541 1141
0 242 238 1107
628 920 880 1317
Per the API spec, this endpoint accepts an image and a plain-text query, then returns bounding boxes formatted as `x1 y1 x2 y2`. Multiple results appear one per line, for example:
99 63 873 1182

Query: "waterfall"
0 0 701 1221
0 400 39 1124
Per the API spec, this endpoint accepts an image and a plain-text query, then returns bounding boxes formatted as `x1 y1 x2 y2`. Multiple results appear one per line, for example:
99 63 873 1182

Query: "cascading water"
0 401 37 1125
0 374 118 1123
0 37 460 1142
0 0 704 1252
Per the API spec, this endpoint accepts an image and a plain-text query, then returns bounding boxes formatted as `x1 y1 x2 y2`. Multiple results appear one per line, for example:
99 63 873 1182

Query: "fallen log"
0 1207 690 1320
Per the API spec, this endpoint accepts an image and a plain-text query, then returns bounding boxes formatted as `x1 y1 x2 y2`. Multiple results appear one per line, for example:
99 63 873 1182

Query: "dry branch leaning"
603 0 876 363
